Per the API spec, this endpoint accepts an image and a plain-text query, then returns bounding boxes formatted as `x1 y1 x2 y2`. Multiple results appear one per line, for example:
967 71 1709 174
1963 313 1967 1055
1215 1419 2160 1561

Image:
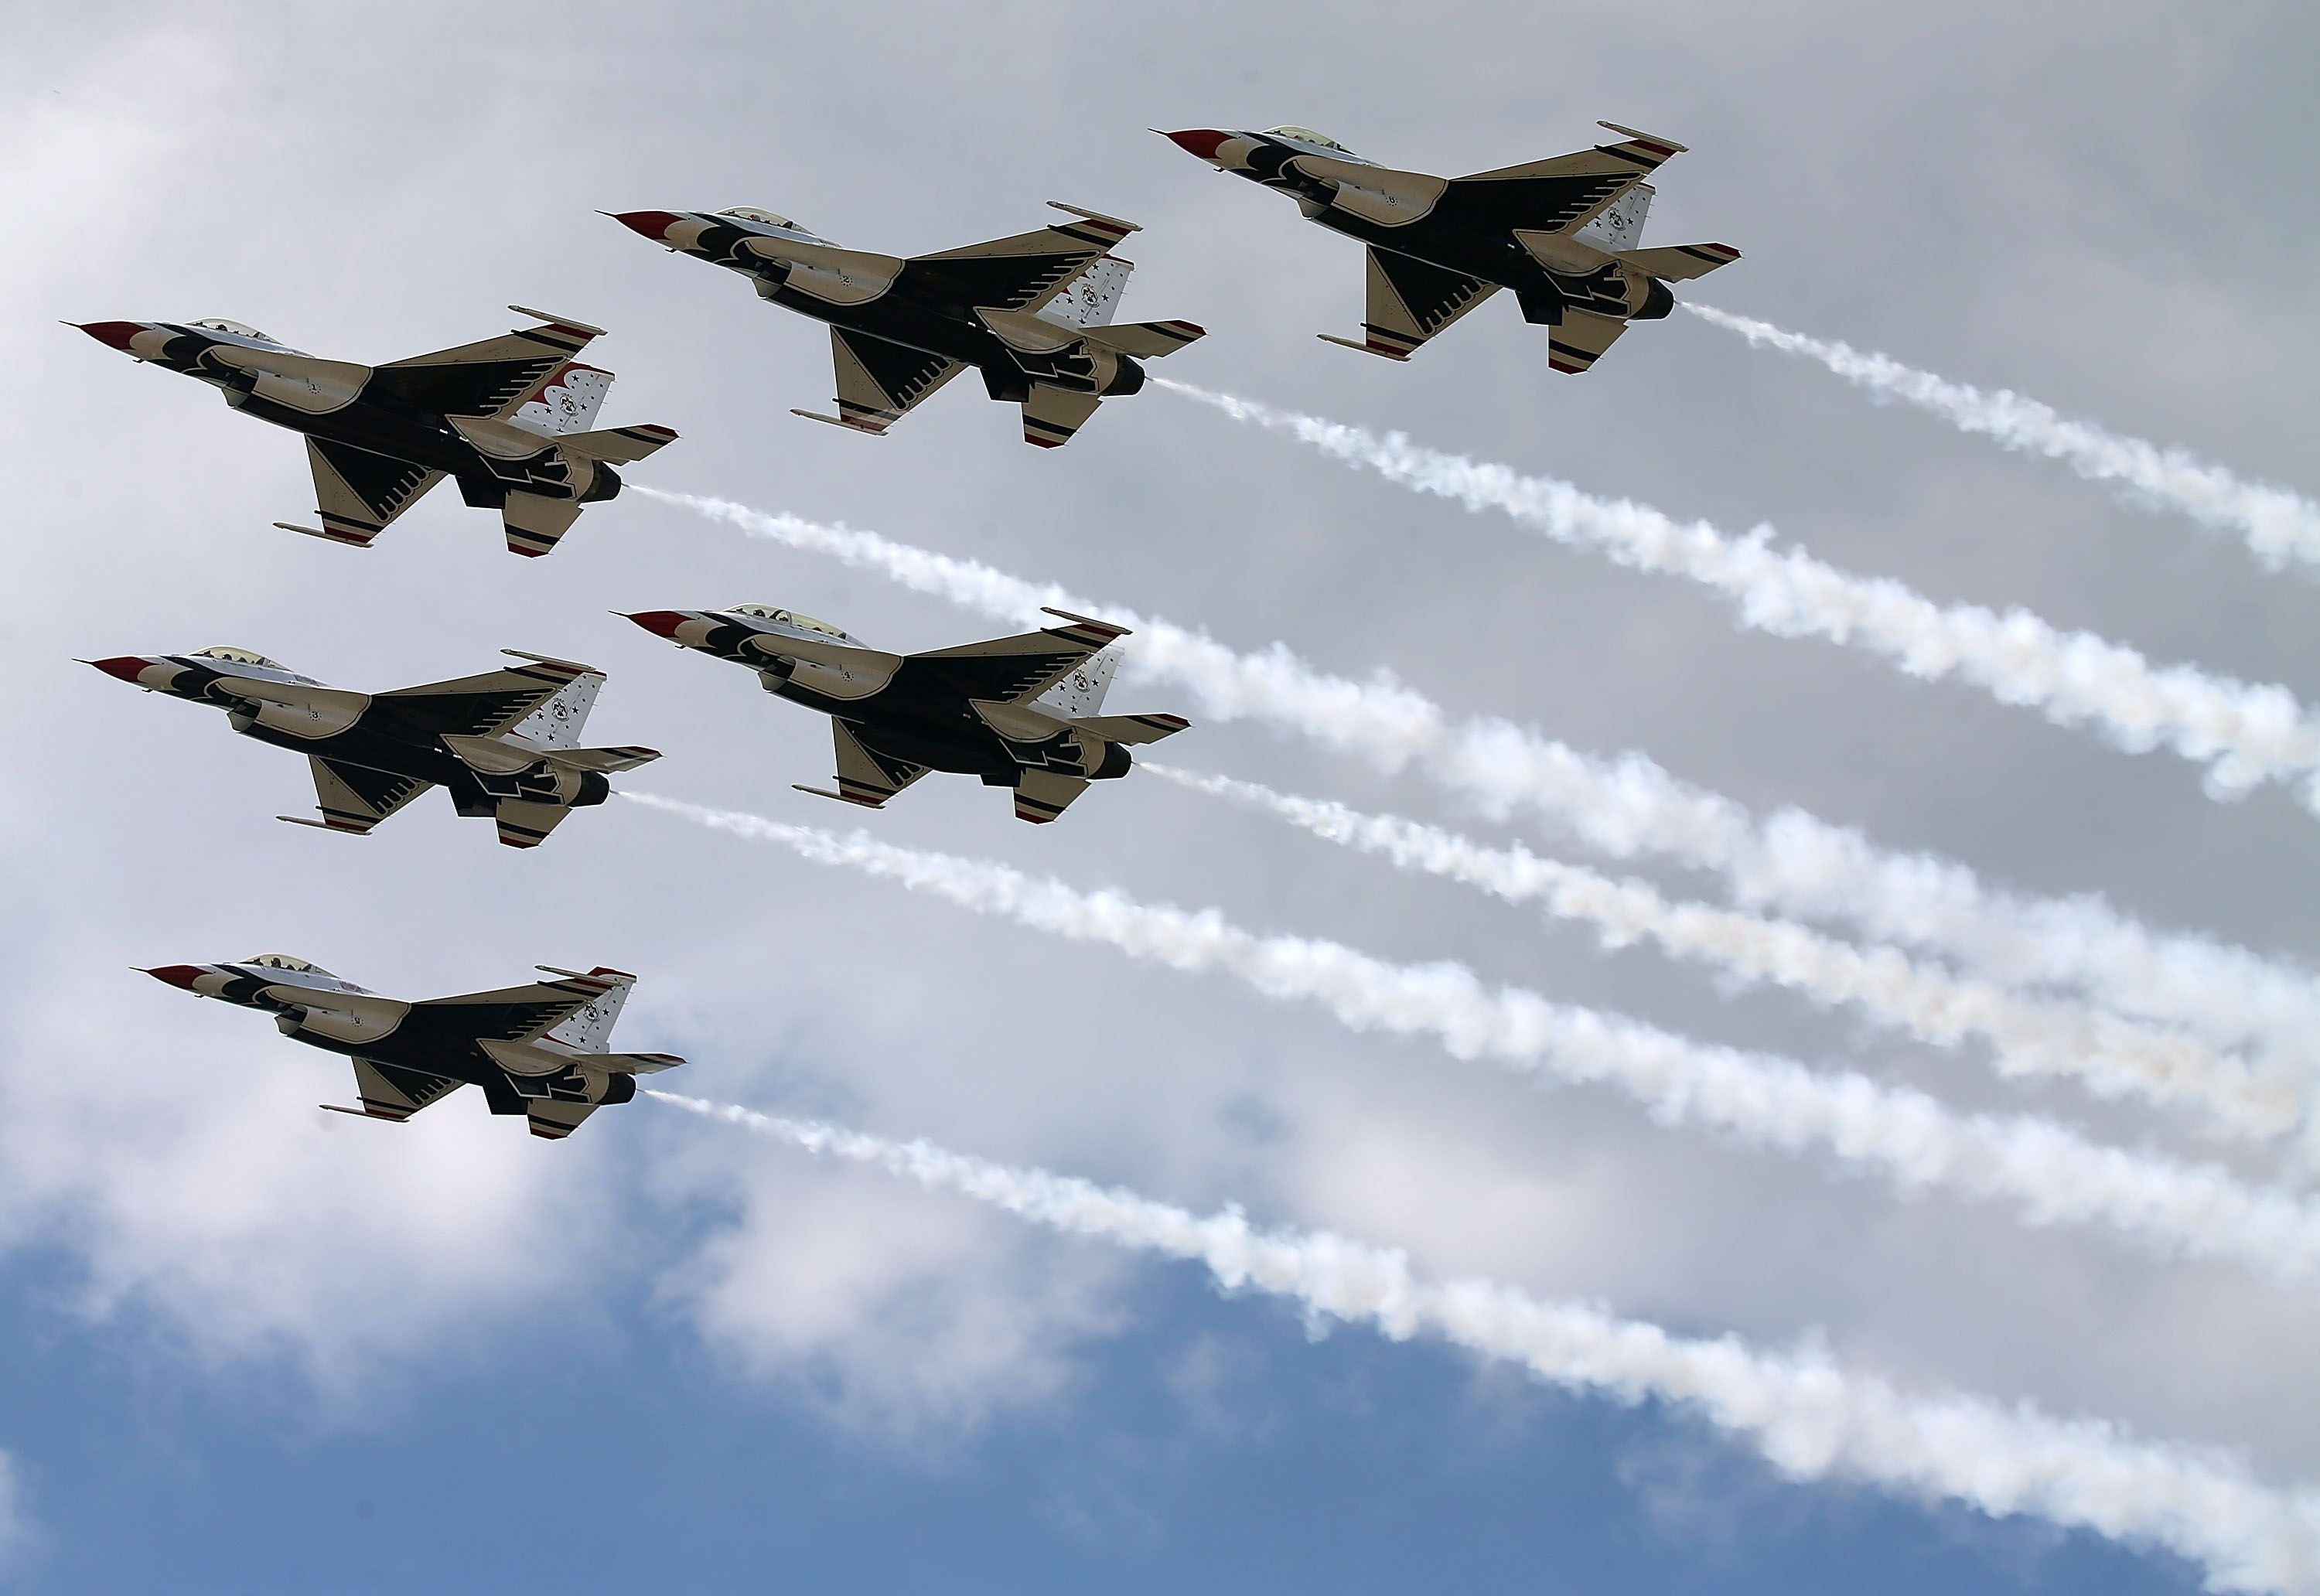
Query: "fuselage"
97 320 606 506
1185 129 1671 324
626 212 1142 400
94 650 610 820
633 607 1133 786
150 958 636 1111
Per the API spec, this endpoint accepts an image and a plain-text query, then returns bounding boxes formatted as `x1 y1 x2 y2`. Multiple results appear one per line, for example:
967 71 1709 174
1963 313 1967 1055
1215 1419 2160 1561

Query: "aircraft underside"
225 390 582 502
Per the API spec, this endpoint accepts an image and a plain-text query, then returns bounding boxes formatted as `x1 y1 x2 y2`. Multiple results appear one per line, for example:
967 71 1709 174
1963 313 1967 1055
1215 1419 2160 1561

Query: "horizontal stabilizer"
1022 385 1101 448
1012 767 1088 824
482 1037 683 1076
1547 309 1630 375
559 423 677 463
1070 711 1189 745
594 1051 685 1074
1080 319 1206 358
502 493 584 558
439 732 660 776
1615 242 1741 281
492 799 574 849
544 743 658 773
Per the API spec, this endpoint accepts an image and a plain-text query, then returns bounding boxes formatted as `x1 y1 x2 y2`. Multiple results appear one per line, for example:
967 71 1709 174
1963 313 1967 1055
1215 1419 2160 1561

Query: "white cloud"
661 1150 1128 1443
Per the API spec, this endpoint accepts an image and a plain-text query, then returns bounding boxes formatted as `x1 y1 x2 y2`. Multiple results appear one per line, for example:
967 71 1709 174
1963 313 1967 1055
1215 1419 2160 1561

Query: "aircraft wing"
406 967 629 1045
1439 126 1682 237
1546 309 1631 375
304 439 445 547
1344 248 1498 360
304 757 432 835
815 721 932 809
374 653 599 738
909 612 1128 703
900 206 1137 315
809 329 966 435
330 1058 466 1122
1012 767 1088 825
374 309 601 421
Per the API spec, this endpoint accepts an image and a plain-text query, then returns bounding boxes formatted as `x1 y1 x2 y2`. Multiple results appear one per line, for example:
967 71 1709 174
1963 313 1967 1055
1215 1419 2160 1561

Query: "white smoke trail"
631 485 2320 1072
1156 379 2320 810
1147 762 2291 1141
653 1090 2320 1594
629 791 2320 1285
1687 303 2320 573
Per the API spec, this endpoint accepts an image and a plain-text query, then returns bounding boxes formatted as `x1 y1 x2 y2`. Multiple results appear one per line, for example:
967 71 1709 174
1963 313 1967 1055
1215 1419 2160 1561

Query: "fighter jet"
73 307 676 555
609 203 1203 448
142 957 682 1140
623 604 1186 823
1161 122 1738 372
86 645 657 847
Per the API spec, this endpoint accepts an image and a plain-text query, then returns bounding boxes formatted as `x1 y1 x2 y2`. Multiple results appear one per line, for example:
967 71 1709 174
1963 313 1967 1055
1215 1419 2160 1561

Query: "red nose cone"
1163 129 1232 162
87 655 153 684
78 321 146 351
623 610 689 639
611 210 684 240
142 964 207 990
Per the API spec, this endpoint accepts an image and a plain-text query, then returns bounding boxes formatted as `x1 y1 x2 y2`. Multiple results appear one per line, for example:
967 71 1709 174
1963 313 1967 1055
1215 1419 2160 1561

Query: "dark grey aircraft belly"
234 721 464 787
1312 211 1543 291
765 284 1013 371
224 390 518 482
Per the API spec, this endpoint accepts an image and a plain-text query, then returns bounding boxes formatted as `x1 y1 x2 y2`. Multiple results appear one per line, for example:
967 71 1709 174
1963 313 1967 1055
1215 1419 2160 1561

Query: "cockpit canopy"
730 605 854 641
193 646 285 669
1264 125 1349 152
191 318 278 342
720 206 798 227
241 953 330 975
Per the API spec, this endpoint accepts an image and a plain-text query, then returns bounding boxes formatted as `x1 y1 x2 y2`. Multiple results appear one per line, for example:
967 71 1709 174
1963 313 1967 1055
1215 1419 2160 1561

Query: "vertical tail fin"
1036 257 1134 329
537 967 636 1052
1030 646 1120 718
509 669 604 749
1571 182 1652 251
507 363 615 438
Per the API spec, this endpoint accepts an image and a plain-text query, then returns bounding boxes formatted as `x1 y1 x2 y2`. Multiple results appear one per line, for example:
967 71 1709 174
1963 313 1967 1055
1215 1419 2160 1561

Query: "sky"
4 1 2318 1590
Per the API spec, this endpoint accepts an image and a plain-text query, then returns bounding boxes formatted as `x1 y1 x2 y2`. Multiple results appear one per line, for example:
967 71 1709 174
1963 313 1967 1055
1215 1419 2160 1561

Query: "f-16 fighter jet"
624 604 1187 823
73 308 676 554
86 646 657 847
1162 123 1738 372
143 957 682 1140
609 203 1203 447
